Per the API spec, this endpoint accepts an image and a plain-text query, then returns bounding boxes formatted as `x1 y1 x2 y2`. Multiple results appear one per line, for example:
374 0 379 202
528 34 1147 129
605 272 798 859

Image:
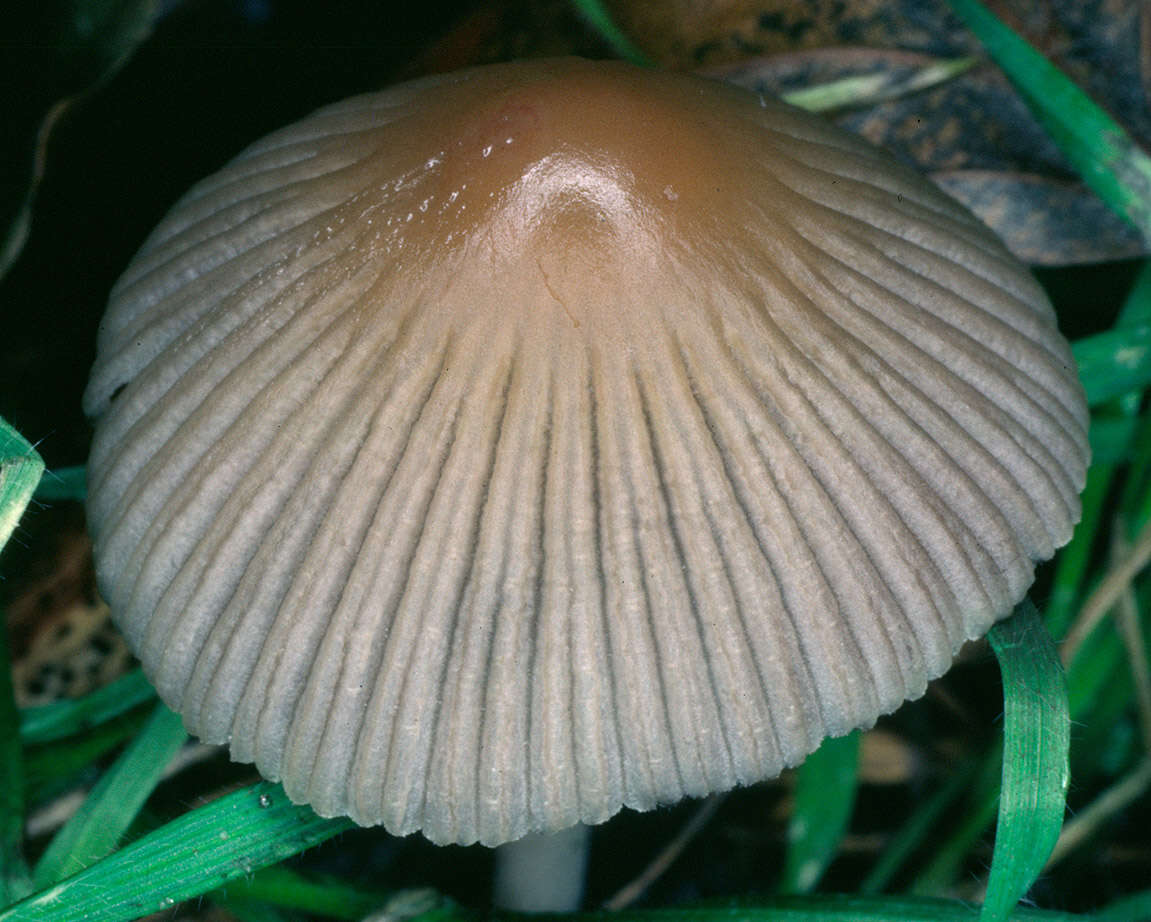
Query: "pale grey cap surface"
85 57 1090 847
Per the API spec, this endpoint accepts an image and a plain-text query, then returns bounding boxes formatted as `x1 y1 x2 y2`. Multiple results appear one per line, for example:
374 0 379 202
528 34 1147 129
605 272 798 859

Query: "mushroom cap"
85 57 1089 847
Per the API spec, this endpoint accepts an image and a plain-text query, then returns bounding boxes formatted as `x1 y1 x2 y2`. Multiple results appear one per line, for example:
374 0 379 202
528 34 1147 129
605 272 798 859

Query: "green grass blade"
405 892 1095 922
31 466 86 504
1054 262 1151 626
859 757 980 895
535 894 1088 922
0 418 43 907
211 896 292 922
1046 462 1117 637
0 605 31 909
32 702 187 888
1066 626 1127 745
1092 888 1151 922
1116 404 1151 537
0 418 44 554
946 0 1151 242
569 0 652 66
982 603 1071 922
1121 261 1151 323
214 866 390 921
780 731 860 893
909 748 1002 896
1072 323 1151 406
782 57 978 113
0 782 352 922
23 710 150 807
1111 260 1151 416
1086 416 1138 465
19 668 156 746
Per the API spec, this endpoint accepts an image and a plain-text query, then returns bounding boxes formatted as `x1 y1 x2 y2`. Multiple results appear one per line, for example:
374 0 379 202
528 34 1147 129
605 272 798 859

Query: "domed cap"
85 57 1089 847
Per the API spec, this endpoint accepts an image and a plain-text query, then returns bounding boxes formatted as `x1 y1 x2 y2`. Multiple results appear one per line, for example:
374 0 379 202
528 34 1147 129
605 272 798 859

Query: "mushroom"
84 56 1089 905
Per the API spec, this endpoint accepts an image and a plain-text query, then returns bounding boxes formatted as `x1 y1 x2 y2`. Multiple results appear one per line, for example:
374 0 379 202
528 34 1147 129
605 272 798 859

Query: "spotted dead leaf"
603 0 974 69
933 172 1146 265
708 47 1150 264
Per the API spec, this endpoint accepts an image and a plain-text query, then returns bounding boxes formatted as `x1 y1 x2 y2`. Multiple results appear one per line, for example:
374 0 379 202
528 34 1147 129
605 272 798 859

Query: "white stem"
492 823 591 912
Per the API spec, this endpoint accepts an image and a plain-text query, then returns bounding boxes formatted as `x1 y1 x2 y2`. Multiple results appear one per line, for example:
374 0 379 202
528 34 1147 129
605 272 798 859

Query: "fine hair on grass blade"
31 465 85 504
0 418 44 555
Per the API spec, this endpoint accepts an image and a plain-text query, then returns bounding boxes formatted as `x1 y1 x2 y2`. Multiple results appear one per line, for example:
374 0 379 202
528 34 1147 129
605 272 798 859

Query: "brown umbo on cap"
85 57 1089 848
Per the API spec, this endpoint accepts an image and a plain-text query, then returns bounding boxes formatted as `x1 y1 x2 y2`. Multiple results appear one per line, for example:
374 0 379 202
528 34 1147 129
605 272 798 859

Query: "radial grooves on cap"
636 344 799 777
576 361 627 821
477 355 555 840
86 61 1090 847
754 245 1071 612
759 126 1006 268
393 352 520 837
89 256 390 643
811 238 1081 543
182 345 439 747
719 329 913 713
237 336 461 781
790 216 1085 526
671 332 840 758
758 166 1087 493
765 223 1076 552
89 184 392 417
422 353 549 843
764 144 1086 427
634 364 736 797
364 353 518 836
140 292 407 699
